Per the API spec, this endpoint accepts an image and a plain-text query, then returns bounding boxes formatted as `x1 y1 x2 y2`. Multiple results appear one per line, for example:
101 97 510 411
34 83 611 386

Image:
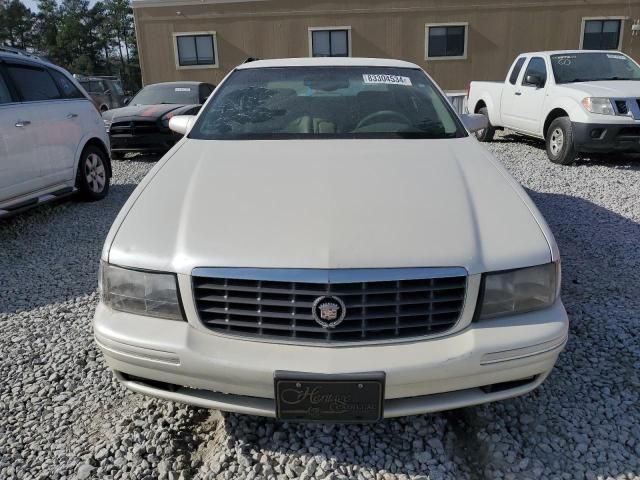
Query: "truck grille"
110 120 159 135
192 269 467 344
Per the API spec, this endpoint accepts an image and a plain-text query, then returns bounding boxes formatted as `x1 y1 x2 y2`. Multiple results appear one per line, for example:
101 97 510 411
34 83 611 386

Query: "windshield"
551 53 640 84
130 84 198 105
190 67 466 140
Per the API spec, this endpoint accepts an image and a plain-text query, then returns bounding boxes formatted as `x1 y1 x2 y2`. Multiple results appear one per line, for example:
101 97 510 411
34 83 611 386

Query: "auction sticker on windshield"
363 74 412 86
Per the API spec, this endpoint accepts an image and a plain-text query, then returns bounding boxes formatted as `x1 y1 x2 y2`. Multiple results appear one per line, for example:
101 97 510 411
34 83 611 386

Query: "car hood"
102 103 197 122
106 137 553 275
562 80 640 97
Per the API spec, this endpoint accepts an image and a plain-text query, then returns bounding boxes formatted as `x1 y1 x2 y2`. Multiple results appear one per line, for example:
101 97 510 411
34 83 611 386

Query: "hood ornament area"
312 296 347 329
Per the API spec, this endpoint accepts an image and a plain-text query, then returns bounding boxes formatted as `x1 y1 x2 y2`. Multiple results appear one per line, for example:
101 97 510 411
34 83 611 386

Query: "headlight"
479 263 559 320
581 97 615 116
101 263 184 320
103 119 112 132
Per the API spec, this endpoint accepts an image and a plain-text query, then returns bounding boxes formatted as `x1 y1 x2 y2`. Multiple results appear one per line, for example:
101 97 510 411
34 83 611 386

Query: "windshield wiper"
597 77 637 81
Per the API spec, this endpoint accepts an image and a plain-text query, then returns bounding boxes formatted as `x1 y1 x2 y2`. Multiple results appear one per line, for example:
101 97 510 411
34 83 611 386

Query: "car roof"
0 48 51 66
236 57 422 70
516 50 624 57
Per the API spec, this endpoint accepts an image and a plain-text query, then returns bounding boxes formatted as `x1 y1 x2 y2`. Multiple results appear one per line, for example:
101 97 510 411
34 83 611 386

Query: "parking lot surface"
1 136 639 480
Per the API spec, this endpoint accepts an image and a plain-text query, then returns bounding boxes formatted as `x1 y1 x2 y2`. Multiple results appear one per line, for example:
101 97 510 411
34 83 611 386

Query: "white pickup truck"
468 50 640 164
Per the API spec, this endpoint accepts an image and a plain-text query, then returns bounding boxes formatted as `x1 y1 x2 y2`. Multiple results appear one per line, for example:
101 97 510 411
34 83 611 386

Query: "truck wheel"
76 145 110 201
546 117 576 165
475 107 495 142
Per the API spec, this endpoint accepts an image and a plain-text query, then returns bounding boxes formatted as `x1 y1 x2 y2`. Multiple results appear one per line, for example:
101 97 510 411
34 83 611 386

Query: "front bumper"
93 299 568 419
109 132 181 154
572 122 640 153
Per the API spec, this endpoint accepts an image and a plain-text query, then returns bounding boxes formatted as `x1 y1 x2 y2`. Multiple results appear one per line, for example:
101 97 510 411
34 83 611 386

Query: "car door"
7 63 87 186
0 63 47 204
46 68 89 183
500 56 527 128
502 57 549 135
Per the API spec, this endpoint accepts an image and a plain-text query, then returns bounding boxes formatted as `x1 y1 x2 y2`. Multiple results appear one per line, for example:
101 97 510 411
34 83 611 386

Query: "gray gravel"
1 136 639 480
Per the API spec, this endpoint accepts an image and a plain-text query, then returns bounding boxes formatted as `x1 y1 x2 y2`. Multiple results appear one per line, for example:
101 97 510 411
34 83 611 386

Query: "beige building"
132 0 640 90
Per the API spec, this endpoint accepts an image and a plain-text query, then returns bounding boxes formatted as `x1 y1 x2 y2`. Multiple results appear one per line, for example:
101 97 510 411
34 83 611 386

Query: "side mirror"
525 74 543 87
460 113 488 133
104 89 112 96
123 97 130 105
169 115 197 135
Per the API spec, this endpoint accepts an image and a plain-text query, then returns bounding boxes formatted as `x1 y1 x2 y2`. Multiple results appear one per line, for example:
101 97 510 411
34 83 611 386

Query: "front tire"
546 117 577 165
76 145 110 201
475 107 495 142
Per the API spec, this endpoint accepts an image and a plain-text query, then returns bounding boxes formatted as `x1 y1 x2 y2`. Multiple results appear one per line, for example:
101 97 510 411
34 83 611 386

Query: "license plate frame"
274 371 385 423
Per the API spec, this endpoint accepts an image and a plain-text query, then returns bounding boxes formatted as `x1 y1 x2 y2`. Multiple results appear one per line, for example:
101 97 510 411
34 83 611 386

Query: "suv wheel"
546 117 577 165
475 107 495 142
76 145 110 201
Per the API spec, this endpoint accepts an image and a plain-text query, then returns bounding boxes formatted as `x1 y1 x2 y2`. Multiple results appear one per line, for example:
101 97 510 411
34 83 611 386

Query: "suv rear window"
7 64 61 102
49 70 85 99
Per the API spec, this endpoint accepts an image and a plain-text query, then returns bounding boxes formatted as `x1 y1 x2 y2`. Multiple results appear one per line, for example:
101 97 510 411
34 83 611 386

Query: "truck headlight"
581 97 615 116
479 263 559 320
101 263 184 320
103 119 112 132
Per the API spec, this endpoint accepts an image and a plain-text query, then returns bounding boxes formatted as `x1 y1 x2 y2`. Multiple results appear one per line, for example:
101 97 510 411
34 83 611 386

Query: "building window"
426 23 468 60
308 27 351 57
581 18 623 50
173 32 218 69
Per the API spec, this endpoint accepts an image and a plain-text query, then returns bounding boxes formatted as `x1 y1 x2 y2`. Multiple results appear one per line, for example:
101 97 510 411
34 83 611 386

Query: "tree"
1 0 34 49
34 0 61 60
0 0 141 90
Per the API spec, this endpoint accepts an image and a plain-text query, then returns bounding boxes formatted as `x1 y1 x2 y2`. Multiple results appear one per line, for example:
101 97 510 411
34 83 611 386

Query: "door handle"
67 113 78 119
15 120 31 128
515 92 522 96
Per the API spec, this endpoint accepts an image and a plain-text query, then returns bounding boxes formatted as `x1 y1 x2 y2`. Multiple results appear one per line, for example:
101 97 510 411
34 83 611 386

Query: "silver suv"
0 48 111 217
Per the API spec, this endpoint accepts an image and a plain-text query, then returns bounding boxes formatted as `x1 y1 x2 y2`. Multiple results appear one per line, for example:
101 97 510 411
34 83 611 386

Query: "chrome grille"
192 268 467 343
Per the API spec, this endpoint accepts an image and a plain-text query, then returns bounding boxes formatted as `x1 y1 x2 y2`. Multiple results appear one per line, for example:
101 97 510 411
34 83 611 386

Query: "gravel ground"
1 135 639 480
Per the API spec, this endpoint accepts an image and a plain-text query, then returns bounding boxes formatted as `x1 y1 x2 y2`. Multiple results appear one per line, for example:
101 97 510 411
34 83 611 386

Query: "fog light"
590 128 604 139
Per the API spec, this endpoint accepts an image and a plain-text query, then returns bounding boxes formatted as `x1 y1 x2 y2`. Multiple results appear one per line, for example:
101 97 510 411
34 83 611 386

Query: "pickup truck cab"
468 50 640 164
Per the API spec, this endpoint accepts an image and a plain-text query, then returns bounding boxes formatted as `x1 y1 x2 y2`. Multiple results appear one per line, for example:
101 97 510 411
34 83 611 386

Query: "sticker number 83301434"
363 74 413 86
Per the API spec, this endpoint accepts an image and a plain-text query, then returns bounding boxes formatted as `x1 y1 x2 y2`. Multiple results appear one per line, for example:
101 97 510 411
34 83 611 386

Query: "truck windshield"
129 84 199 105
190 66 466 140
551 53 640 84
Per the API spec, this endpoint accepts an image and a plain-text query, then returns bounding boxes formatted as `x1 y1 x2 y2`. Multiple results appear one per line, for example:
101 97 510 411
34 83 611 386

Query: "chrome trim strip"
191 266 468 283
480 334 568 365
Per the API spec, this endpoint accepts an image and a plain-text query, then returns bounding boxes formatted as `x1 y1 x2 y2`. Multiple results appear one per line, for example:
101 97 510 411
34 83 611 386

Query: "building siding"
133 0 640 89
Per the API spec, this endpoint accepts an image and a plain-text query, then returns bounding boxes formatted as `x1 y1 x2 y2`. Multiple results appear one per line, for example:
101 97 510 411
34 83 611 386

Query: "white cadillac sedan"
94 58 568 423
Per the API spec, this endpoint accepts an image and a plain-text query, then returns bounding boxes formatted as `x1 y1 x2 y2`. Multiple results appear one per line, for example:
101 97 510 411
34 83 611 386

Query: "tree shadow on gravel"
494 133 640 170
193 189 640 480
0 181 142 313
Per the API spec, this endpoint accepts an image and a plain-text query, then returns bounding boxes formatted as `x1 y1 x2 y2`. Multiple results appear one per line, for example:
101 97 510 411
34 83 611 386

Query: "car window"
191 66 466 140
509 57 526 85
0 72 12 104
49 70 85 99
199 84 214 102
109 80 124 96
522 57 547 87
6 64 62 102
